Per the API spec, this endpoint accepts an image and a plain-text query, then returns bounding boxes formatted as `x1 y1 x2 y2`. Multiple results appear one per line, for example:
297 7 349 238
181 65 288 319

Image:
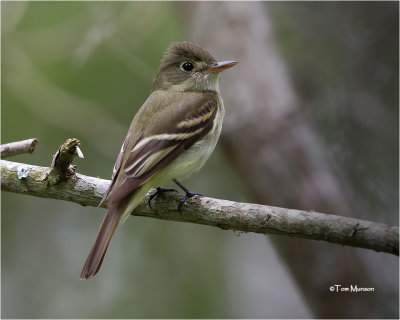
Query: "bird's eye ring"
181 61 195 72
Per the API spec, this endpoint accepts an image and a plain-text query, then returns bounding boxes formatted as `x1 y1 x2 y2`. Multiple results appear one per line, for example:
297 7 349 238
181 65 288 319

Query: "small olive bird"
80 42 237 279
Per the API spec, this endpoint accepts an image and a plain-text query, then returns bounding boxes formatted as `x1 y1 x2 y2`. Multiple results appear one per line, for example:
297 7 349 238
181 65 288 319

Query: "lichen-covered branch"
47 138 84 184
1 138 39 158
1 158 398 256
1 159 108 207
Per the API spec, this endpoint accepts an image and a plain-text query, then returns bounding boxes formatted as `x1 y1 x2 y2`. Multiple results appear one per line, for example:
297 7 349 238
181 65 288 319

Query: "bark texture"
1 157 398 255
1 138 38 159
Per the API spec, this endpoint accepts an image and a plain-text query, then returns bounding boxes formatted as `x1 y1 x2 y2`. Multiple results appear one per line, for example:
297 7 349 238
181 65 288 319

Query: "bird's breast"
161 99 225 181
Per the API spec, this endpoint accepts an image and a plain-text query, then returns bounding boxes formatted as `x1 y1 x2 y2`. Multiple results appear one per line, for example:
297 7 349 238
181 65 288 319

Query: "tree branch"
47 138 84 184
1 138 38 158
1 139 398 256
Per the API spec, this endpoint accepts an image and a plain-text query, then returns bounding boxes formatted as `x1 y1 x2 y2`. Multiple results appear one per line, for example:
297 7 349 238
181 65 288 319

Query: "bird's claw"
177 191 202 212
148 187 178 209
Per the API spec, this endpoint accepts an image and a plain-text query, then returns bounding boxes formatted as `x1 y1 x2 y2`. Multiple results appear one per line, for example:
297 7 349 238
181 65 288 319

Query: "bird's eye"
181 61 195 72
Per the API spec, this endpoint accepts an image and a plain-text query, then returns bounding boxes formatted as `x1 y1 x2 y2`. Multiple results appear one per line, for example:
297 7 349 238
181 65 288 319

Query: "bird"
80 41 237 279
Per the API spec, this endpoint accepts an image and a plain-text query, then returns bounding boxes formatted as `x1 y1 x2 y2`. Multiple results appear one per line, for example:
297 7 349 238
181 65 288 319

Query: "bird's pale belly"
160 102 224 182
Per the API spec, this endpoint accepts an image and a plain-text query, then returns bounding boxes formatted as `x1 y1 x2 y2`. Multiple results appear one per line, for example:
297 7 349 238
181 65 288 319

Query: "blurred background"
2 1 398 318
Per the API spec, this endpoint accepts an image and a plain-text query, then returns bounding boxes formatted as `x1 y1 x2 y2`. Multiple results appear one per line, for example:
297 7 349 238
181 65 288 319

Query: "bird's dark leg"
173 179 203 212
148 187 178 208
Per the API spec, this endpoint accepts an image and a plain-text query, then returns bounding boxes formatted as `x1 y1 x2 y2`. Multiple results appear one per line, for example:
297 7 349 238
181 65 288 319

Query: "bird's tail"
80 209 120 279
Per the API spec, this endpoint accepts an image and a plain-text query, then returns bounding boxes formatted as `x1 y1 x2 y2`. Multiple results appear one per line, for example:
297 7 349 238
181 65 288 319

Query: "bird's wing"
98 131 131 207
104 91 219 206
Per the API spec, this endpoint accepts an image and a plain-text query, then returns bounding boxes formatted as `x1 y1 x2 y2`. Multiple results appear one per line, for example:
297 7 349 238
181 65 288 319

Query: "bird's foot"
173 179 203 212
177 190 202 212
148 187 178 209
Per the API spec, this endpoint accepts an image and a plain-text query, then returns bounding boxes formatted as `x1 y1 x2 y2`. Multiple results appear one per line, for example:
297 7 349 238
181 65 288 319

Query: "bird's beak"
207 60 238 73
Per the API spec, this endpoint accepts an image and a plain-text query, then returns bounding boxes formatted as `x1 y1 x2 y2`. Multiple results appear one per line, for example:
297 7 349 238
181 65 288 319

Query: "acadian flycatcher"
80 41 237 279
